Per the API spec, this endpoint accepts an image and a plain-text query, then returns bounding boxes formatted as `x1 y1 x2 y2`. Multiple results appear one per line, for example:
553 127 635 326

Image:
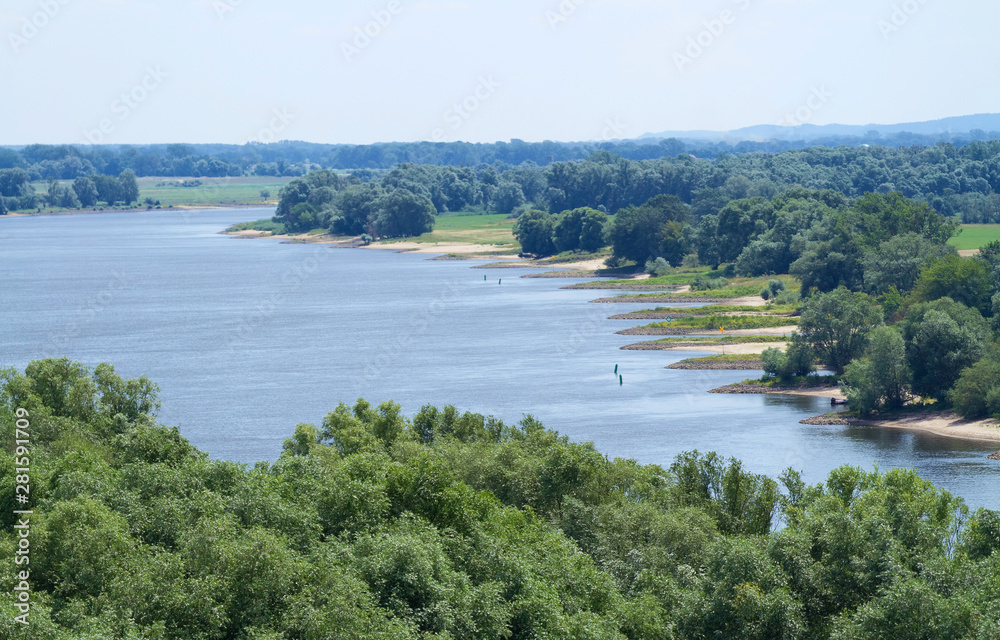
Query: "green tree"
841 326 911 415
761 334 815 381
578 208 608 252
949 356 1000 419
714 197 775 264
73 176 99 207
118 169 140 205
373 190 436 238
798 287 884 375
334 183 384 236
494 181 525 214
91 173 123 205
913 254 995 316
900 298 991 401
513 209 556 256
609 195 690 266
862 232 956 294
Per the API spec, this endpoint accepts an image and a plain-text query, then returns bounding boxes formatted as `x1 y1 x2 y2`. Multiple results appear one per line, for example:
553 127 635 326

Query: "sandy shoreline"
813 411 1000 444
222 228 1000 453
617 326 797 337
711 383 847 400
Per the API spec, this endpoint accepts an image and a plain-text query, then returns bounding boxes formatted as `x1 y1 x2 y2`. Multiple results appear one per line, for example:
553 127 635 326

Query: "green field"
29 176 294 210
949 224 1000 251
632 304 799 316
384 212 519 247
639 315 797 331
136 176 293 207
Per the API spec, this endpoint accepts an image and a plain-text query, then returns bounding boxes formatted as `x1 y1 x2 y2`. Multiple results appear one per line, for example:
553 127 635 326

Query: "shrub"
692 275 728 291
761 335 815 381
949 357 1000 419
644 257 673 277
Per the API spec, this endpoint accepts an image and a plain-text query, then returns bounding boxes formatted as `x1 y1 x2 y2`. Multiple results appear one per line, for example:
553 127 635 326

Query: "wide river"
2 209 998 510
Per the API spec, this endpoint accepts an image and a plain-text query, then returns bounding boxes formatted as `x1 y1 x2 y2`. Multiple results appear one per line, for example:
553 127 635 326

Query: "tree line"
0 169 139 213
757 237 1000 420
8 138 1000 222
2 359 999 639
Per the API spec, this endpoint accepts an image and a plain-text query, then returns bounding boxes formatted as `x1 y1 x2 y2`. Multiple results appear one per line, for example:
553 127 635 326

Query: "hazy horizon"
3 0 998 146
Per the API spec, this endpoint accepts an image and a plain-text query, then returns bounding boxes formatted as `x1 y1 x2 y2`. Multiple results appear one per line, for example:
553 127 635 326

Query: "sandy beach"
656 341 789 355
854 411 1000 443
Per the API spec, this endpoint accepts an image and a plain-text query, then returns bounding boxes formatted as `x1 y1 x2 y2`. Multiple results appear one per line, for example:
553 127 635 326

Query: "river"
2 208 997 510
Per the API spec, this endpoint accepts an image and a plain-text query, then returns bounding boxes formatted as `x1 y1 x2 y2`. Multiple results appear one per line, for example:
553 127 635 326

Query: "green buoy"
619 374 623 386
499 279 502 285
484 275 487 281
614 365 618 374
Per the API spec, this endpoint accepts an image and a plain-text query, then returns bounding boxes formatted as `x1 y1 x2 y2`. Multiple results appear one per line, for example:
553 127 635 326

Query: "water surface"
2 209 997 510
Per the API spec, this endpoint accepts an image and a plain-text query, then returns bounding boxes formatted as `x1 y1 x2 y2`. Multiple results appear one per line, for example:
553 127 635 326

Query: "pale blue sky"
3 0 997 145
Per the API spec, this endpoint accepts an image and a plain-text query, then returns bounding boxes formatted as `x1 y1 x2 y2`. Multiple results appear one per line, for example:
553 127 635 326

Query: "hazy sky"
3 0 998 145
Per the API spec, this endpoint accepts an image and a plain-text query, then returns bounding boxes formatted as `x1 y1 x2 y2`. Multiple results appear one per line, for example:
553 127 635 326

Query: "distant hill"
642 114 1000 144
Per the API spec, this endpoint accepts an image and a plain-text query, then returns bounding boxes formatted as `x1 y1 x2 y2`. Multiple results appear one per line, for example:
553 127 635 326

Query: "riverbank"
219 225 1000 454
622 337 789 353
6 204 271 217
805 410 1000 445
618 326 797 337
710 382 847 401
667 355 765 370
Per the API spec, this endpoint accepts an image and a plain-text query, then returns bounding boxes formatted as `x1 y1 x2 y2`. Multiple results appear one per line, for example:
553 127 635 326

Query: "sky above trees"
3 0 999 145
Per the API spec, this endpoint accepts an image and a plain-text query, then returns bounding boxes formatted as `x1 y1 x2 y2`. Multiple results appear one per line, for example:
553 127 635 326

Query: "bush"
761 335 815 381
949 357 1000 419
644 257 673 277
841 326 911 416
692 275 728 291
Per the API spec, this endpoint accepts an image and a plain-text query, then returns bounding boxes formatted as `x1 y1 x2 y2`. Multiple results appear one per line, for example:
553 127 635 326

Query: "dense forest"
8 138 1000 222
2 359 999 639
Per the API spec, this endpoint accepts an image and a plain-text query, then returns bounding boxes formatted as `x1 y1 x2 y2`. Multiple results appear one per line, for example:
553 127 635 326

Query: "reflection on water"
2 209 998 510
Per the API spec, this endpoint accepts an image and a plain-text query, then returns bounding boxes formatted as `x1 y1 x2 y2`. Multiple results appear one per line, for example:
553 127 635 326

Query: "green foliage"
841 326 911 415
644 257 673 277
610 194 691 266
668 451 779 536
552 207 607 253
862 232 956 294
513 209 556 256
949 356 1000 419
691 274 728 291
4 361 1000 640
373 189 437 238
960 508 1000 560
900 298 991 401
914 254 995 316
761 334 816 381
645 315 794 332
798 287 884 375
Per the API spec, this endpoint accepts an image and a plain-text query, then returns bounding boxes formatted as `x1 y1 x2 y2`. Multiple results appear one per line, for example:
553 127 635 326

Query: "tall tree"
798 287 884 375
